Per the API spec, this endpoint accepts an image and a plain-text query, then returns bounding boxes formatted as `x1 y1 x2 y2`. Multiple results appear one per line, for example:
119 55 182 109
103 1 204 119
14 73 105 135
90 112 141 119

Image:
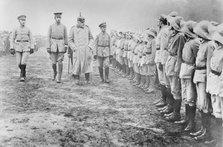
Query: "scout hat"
77 12 85 23
99 22 106 28
181 20 197 38
17 15 26 20
166 11 178 22
210 23 223 45
194 20 213 40
147 28 157 38
169 16 184 31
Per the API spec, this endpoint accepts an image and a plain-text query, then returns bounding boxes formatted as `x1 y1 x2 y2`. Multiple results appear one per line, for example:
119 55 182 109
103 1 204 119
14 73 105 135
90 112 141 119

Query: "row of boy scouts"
110 12 223 145
9 11 223 145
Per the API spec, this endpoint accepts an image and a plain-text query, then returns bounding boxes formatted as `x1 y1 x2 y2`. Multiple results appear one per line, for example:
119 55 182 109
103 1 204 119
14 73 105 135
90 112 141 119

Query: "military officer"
95 22 111 83
47 12 68 83
10 15 34 82
68 13 94 85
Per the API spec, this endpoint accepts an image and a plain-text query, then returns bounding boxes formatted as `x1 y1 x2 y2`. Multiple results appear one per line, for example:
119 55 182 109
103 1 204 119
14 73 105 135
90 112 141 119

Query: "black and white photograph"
0 0 223 146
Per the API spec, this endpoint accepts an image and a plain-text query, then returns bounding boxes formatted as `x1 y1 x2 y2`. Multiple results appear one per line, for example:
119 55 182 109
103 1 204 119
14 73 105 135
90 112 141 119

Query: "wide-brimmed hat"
169 16 184 31
211 23 223 45
166 11 178 22
147 28 157 38
194 20 213 40
99 22 106 28
181 20 197 38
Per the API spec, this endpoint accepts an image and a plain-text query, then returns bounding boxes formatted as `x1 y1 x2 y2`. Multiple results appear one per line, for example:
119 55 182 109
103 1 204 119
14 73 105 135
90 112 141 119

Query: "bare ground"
0 48 217 147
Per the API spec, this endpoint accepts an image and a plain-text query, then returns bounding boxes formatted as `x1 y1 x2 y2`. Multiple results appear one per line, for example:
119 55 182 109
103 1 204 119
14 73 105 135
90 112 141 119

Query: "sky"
1 0 223 36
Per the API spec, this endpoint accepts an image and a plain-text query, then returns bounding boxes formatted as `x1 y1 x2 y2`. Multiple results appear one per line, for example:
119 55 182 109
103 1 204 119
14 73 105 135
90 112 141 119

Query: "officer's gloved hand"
94 55 97 60
47 48 51 54
158 63 163 71
10 48 15 55
30 49 34 54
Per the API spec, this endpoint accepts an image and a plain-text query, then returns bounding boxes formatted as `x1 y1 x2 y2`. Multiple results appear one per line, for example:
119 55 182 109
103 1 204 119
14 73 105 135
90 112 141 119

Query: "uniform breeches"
156 63 169 86
196 82 212 113
50 52 64 64
167 75 181 100
16 51 30 65
97 56 109 68
181 78 196 106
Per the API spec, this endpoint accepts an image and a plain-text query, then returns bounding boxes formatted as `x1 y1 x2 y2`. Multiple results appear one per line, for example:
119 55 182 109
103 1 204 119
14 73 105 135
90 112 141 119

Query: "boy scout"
175 21 199 133
10 15 34 82
164 16 186 122
47 12 68 83
95 22 111 83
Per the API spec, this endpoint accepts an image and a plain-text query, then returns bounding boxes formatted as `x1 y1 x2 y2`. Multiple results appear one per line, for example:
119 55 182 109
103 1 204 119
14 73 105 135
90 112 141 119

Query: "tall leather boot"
143 75 150 90
190 110 204 137
52 64 57 81
56 64 63 83
105 67 110 83
122 64 126 76
145 76 156 93
155 85 167 107
98 67 104 82
126 66 130 77
18 64 22 77
133 73 140 86
23 64 26 78
165 99 181 122
20 64 25 82
85 73 90 84
138 75 145 88
184 105 196 132
194 113 214 142
175 104 189 125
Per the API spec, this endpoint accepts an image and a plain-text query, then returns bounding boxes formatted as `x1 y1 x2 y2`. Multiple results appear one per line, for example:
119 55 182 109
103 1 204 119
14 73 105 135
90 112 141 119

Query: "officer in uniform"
95 22 111 83
10 15 34 82
68 13 94 85
47 12 68 83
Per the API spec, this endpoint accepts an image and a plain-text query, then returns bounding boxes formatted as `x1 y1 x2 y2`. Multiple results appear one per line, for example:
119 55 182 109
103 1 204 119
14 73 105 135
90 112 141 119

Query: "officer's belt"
98 45 109 47
51 37 64 40
16 40 29 42
182 60 194 66
211 69 221 76
146 52 152 54
195 66 206 70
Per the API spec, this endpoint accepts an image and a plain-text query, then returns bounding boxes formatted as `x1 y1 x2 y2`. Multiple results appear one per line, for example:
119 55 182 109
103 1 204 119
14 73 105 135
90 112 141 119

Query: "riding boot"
52 64 57 81
56 64 63 83
105 67 110 83
98 67 104 82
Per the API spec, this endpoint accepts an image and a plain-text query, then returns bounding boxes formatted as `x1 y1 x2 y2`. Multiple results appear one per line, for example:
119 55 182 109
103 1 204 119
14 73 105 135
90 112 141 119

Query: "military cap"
17 15 26 20
99 22 106 28
54 12 62 16
77 12 85 23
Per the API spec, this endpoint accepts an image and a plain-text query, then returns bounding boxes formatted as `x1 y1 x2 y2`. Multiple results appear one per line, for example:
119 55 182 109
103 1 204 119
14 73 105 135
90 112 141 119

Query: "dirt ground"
0 48 218 147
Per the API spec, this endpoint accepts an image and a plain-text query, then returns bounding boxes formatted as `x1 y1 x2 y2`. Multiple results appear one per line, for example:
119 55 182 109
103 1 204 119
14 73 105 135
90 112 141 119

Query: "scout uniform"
47 12 68 83
144 28 157 93
68 14 94 84
10 15 34 81
95 22 111 83
123 33 130 77
176 21 200 132
127 35 137 80
189 21 216 140
165 16 186 122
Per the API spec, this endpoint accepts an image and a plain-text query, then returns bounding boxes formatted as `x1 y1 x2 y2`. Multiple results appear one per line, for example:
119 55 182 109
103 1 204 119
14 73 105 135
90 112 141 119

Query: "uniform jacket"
10 26 34 52
47 23 68 53
95 32 110 57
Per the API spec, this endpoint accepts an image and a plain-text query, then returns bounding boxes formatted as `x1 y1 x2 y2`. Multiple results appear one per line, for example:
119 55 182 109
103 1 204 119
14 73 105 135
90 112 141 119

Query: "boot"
56 64 63 83
175 104 189 125
145 76 156 93
215 126 223 147
98 67 104 82
138 75 145 88
190 111 204 137
126 66 130 77
133 73 140 86
85 73 90 84
23 64 26 78
155 85 167 107
18 64 22 77
105 67 110 83
20 64 25 82
74 75 80 85
194 113 214 141
52 64 57 81
184 105 196 132
122 64 126 76
165 99 181 122
160 104 173 114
